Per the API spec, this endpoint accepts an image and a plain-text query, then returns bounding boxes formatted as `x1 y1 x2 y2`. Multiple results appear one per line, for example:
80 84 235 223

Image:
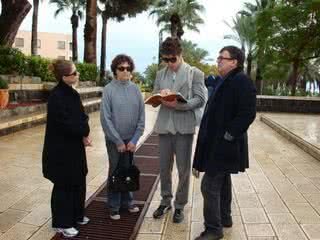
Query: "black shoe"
173 209 184 223
194 230 224 240
222 217 233 228
110 210 120 220
153 205 172 219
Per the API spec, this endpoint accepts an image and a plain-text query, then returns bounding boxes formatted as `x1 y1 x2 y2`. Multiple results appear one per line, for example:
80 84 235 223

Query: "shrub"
26 56 55 82
0 46 100 83
76 63 98 82
144 63 159 89
0 77 8 89
0 46 27 75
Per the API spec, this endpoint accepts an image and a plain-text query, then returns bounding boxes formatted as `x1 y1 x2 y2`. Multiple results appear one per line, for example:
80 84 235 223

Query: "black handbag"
108 151 140 192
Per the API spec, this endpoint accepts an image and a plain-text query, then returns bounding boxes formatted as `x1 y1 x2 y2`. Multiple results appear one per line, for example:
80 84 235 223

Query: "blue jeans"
201 173 232 235
107 191 133 211
106 140 134 211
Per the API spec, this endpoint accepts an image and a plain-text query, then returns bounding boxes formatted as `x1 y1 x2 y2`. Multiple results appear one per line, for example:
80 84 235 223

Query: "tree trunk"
170 14 179 38
31 0 39 55
0 0 32 46
300 77 306 92
100 15 108 81
255 61 263 95
246 52 252 77
84 0 97 64
158 31 163 65
290 60 300 96
71 12 79 62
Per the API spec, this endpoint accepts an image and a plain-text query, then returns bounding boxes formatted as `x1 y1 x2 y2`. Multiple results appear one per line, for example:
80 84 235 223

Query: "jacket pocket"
215 138 240 163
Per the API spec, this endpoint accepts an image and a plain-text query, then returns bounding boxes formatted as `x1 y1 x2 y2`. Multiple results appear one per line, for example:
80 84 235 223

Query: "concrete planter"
0 89 9 109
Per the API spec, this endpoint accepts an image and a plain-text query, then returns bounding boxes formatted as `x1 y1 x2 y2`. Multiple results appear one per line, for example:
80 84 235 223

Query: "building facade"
14 30 73 60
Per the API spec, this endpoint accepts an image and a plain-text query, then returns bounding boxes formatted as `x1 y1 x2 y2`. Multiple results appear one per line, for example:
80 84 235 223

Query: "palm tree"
97 2 124 80
224 15 256 77
84 0 97 63
150 0 205 39
97 0 153 80
238 0 274 17
181 40 208 63
31 0 41 56
238 0 276 93
49 0 85 62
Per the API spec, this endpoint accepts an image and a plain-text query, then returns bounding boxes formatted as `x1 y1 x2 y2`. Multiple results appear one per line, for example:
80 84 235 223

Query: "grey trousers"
106 140 134 211
159 133 194 209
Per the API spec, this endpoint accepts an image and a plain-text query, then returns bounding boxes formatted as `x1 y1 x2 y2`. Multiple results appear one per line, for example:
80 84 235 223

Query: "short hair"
48 59 74 82
219 46 245 69
160 37 182 56
111 54 135 77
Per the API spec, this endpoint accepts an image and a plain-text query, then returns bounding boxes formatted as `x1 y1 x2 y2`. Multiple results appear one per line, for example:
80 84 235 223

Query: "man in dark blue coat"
205 75 222 97
193 46 256 240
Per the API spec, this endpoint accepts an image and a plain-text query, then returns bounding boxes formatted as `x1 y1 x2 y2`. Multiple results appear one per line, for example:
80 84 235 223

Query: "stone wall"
257 95 320 113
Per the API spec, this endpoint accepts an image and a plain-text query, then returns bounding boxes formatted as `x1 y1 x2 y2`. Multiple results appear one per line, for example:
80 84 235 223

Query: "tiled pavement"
0 108 320 240
261 113 320 149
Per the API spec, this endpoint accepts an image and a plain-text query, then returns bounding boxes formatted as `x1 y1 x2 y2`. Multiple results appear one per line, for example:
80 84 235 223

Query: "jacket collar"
57 80 78 95
169 62 190 92
221 67 243 83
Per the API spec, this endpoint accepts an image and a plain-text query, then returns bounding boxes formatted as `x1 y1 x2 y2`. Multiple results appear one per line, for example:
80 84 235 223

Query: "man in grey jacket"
152 37 207 223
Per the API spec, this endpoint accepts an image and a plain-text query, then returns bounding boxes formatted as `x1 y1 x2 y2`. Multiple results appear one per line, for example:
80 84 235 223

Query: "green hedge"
76 63 98 82
0 46 26 75
26 56 55 82
0 46 98 82
0 76 9 89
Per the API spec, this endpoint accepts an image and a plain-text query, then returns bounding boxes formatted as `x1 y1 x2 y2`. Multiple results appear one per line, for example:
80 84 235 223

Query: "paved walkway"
0 109 320 240
262 113 320 149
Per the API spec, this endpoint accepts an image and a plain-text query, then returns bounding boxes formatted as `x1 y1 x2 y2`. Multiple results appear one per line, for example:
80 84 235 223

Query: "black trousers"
51 180 86 228
201 173 232 235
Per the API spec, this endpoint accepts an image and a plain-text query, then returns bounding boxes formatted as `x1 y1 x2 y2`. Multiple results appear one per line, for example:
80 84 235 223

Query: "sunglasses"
217 56 234 61
65 71 78 77
117 66 132 72
162 57 177 63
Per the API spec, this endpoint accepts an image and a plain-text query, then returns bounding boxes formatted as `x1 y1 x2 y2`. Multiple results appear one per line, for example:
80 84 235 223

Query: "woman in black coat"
42 60 92 238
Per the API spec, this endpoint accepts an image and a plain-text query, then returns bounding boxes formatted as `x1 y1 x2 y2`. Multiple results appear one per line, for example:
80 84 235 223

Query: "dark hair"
219 46 245 69
160 37 182 56
111 54 135 77
48 59 74 82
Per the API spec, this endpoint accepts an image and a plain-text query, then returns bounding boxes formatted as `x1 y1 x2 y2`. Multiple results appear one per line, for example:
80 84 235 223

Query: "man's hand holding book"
144 89 187 108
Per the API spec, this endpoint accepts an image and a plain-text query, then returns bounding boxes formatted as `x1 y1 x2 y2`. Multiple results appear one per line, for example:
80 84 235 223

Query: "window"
15 38 24 47
57 56 65 60
37 39 41 48
57 41 65 50
69 42 73 51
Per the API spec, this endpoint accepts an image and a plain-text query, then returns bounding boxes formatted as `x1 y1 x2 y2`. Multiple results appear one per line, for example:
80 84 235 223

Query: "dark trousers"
201 173 232 235
51 181 86 228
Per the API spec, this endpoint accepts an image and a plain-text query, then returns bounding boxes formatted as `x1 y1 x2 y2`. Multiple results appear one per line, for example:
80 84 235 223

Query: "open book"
144 92 187 107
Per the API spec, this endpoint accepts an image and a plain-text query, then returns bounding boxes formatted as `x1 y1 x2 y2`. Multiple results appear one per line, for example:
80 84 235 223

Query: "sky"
19 0 253 73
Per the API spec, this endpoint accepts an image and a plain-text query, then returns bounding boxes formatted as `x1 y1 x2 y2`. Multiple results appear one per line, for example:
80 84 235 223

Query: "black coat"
42 81 90 185
193 68 256 176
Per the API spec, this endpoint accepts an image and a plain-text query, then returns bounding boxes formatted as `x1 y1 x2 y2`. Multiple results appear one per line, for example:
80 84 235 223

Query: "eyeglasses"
117 66 132 72
162 57 177 63
217 56 234 61
65 71 78 77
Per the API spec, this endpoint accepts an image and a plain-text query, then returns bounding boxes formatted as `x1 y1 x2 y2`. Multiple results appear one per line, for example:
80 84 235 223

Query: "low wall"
257 95 320 113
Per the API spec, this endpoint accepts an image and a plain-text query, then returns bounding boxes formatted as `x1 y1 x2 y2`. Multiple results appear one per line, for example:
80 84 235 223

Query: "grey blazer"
153 62 207 134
